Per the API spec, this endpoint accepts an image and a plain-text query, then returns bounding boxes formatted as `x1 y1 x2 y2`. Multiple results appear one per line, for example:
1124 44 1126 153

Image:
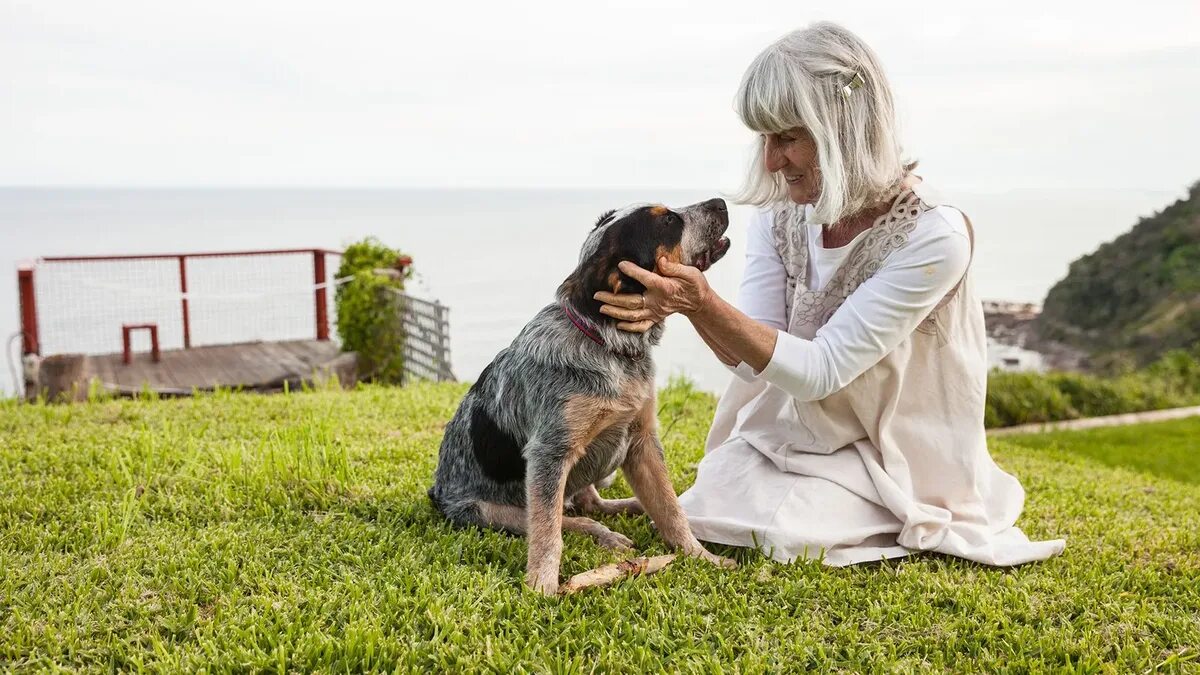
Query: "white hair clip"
840 71 865 99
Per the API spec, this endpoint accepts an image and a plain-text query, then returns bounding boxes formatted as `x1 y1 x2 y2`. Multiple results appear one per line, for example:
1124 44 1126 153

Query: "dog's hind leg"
478 501 633 551
564 513 634 550
475 501 527 534
572 484 644 517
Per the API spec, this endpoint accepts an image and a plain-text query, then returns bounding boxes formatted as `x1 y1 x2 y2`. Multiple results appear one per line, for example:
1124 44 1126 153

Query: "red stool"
122 323 161 364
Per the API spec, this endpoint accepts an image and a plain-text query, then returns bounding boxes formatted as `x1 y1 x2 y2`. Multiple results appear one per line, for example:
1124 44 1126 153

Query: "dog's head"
560 198 731 318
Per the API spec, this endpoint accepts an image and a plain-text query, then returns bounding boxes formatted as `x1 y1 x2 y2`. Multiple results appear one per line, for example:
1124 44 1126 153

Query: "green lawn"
2 382 1198 672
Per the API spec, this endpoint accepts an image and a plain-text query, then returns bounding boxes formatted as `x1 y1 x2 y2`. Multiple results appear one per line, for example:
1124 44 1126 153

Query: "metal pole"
17 264 39 355
179 256 191 348
314 250 329 340
436 301 451 381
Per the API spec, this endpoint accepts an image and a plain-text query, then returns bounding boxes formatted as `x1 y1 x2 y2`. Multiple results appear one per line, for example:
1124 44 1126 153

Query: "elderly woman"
595 22 1065 566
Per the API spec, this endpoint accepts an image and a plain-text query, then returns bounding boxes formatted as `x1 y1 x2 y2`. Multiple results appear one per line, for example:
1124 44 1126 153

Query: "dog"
428 198 736 594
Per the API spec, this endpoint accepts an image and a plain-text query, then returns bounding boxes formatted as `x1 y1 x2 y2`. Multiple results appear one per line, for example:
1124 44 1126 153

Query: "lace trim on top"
771 190 933 333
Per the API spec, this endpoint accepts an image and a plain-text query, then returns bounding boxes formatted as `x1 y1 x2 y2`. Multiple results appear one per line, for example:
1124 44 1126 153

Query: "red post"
179 256 191 348
314 250 329 340
122 324 161 364
17 264 39 355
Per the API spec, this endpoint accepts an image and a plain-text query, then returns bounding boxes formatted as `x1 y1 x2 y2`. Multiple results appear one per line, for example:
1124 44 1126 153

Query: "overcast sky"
2 0 1197 193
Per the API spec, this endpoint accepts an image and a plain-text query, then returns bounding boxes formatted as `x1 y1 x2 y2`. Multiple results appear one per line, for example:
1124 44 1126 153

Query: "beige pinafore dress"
678 183 1067 566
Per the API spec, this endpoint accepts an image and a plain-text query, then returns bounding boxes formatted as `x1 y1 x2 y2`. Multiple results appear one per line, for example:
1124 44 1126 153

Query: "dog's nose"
704 198 727 212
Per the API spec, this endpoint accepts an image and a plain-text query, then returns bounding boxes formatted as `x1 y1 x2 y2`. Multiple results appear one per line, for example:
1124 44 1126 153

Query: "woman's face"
763 128 820 205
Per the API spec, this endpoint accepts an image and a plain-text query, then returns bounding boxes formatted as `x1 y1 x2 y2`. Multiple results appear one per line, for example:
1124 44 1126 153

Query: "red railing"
17 264 39 355
17 248 342 357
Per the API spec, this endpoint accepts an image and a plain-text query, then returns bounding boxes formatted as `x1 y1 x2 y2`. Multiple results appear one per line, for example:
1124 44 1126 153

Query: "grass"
1 381 1198 672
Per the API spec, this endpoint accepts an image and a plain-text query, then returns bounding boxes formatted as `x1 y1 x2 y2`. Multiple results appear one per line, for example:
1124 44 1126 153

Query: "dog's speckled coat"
429 199 736 594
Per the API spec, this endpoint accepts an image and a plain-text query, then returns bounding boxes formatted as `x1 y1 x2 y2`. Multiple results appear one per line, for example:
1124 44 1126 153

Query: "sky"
2 0 1198 193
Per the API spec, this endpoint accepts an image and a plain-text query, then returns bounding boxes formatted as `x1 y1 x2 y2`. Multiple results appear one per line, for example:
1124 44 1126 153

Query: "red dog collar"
562 304 605 346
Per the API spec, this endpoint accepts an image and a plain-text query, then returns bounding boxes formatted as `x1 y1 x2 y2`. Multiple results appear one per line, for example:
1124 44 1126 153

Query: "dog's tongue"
695 238 731 272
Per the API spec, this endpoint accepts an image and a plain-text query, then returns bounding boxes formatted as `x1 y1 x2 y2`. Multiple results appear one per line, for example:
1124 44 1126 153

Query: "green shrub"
984 371 1077 428
985 344 1200 428
1046 373 1145 418
335 238 412 384
1144 346 1200 395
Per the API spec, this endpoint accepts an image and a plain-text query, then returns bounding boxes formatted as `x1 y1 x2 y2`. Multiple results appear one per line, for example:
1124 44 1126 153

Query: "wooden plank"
89 354 115 390
285 339 339 366
212 344 251 386
252 343 304 385
168 347 210 390
253 343 302 387
223 343 271 388
292 341 338 371
171 347 217 390
79 339 355 397
277 340 322 367
226 343 275 387
148 350 186 391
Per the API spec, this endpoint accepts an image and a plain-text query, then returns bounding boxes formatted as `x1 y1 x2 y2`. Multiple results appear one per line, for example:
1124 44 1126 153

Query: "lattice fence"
17 249 342 358
391 290 455 383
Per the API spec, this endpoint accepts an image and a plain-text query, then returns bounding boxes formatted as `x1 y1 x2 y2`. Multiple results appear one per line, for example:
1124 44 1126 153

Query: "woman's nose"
763 137 786 173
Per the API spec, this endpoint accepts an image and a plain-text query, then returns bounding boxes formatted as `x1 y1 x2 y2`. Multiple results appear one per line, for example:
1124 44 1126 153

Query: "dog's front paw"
525 569 560 596
596 529 635 551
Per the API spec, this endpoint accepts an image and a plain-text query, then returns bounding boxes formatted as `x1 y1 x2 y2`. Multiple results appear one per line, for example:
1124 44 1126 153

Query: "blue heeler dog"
429 199 737 594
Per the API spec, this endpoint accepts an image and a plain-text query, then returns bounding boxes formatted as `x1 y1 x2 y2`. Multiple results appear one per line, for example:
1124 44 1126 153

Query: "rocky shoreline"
983 300 1089 372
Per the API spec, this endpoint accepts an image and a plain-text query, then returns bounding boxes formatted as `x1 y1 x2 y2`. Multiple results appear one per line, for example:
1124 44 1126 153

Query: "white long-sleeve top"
727 203 971 401
682 186 1066 567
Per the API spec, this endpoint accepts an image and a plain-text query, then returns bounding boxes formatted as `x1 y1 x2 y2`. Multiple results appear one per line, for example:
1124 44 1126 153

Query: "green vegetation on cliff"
1037 182 1200 371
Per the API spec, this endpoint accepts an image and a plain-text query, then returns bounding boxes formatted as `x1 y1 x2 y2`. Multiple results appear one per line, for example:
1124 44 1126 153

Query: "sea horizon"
1 185 1188 397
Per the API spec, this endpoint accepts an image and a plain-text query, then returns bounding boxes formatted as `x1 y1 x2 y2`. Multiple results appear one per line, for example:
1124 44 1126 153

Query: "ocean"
0 186 1183 397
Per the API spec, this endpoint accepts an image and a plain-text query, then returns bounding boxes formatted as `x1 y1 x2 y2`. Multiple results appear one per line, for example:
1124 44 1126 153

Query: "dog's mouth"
694 236 731 272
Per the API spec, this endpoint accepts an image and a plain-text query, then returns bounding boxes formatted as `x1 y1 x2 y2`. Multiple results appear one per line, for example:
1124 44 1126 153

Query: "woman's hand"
593 258 714 333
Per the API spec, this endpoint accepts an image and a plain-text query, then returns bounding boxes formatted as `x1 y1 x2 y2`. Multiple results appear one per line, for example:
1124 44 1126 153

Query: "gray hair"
733 21 909 224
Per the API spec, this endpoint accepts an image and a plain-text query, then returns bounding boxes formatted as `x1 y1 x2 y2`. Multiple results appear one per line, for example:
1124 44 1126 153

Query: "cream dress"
677 183 1066 566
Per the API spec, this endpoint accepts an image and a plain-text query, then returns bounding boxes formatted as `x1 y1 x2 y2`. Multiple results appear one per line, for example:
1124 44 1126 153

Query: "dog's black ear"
618 276 647 295
614 236 661 295
615 260 651 295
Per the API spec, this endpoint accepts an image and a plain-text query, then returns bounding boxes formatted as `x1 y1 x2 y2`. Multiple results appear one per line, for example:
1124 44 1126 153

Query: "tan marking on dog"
649 205 668 216
573 484 643 516
654 243 684 267
477 501 527 533
606 270 622 294
562 377 653 451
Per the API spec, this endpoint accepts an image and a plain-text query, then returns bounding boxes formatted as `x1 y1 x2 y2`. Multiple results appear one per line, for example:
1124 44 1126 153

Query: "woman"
595 22 1065 566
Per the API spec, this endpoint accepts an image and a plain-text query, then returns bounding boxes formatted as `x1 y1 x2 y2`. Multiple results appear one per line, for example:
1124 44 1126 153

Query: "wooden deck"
86 340 354 396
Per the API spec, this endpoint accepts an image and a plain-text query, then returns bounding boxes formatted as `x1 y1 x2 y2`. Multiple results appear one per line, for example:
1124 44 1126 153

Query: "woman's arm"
595 209 787 368
599 256 779 372
687 293 778 372
600 207 972 401
694 209 787 367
